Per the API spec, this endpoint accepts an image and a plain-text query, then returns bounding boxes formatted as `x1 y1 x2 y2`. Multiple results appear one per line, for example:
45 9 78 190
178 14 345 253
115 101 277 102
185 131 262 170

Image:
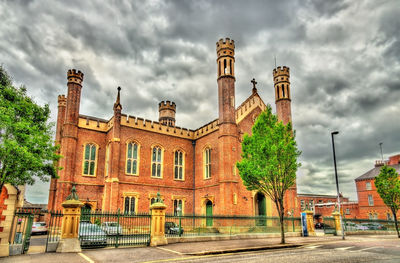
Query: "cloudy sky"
1 0 400 203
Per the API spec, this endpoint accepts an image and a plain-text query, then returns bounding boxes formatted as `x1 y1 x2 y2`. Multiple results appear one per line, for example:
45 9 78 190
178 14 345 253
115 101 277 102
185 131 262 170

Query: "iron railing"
79 210 151 248
343 218 398 232
9 209 34 254
164 214 302 237
45 210 63 252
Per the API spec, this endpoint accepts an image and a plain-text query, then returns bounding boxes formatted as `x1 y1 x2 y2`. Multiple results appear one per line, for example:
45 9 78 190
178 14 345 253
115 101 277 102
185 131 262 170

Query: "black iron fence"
9 209 34 254
164 214 302 237
45 210 63 252
343 218 398 232
79 210 151 248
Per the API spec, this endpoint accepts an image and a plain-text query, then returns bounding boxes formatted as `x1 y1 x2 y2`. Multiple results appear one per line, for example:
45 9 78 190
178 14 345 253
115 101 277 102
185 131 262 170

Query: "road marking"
305 245 322 249
335 246 354 251
156 246 183 255
350 247 380 252
78 252 94 263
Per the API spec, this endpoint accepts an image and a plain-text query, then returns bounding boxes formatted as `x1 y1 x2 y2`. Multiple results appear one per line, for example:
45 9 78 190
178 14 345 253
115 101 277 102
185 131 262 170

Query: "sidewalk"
3 235 357 263
160 235 343 255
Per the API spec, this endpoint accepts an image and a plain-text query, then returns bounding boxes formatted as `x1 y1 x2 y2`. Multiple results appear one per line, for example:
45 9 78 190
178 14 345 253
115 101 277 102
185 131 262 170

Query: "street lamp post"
331 131 345 240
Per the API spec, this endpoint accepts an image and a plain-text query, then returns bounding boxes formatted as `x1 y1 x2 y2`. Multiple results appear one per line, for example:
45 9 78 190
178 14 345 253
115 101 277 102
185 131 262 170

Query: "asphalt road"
6 235 400 263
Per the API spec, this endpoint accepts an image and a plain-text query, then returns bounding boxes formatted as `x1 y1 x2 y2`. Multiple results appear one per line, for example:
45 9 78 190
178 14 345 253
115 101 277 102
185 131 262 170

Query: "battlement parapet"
121 114 194 139
78 115 110 132
375 159 388 167
158 100 176 111
67 69 84 85
58 94 67 106
273 66 290 77
216 38 235 54
236 94 266 124
193 119 219 139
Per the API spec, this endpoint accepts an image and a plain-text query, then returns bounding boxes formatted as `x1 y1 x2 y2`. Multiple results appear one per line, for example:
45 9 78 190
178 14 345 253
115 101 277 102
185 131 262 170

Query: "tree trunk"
392 209 400 238
277 199 285 244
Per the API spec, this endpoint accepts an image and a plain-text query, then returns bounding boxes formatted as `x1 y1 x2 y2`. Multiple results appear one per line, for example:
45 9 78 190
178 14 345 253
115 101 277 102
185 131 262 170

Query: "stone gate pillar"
332 211 342 235
305 210 315 236
56 186 83 253
150 193 167 246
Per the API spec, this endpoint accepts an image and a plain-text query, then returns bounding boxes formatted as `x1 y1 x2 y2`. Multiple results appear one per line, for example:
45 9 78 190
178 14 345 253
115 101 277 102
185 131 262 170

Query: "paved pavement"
3 234 400 263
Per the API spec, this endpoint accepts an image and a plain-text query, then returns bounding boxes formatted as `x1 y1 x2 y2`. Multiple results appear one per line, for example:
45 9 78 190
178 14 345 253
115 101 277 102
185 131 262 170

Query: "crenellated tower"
48 94 67 211
273 66 292 125
54 69 84 210
216 38 238 216
216 38 235 123
273 66 298 215
158 101 176 126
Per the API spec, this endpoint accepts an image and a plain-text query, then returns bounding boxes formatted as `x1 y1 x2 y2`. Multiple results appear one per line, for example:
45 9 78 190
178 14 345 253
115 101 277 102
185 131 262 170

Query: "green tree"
237 105 301 244
0 66 60 195
375 165 400 238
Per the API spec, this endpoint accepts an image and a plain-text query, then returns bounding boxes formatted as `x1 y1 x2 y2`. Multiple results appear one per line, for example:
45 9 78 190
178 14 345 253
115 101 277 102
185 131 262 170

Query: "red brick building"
48 38 297 217
297 193 358 219
355 155 400 220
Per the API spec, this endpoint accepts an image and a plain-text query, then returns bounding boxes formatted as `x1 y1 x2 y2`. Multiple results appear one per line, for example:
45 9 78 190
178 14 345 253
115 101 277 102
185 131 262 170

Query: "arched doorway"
206 200 213 227
255 193 266 226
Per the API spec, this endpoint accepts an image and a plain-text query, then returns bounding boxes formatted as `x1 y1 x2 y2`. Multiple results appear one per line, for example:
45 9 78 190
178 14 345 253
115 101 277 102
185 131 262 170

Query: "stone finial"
114 86 122 111
155 192 163 203
66 186 79 201
251 78 257 94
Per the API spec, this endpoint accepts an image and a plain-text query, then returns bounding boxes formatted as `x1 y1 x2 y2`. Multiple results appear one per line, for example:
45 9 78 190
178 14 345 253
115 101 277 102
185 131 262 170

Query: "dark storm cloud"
1 0 400 202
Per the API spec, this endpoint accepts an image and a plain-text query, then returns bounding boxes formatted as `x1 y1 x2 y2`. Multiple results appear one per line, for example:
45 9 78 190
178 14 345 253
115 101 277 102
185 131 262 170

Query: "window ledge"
125 174 139 177
82 174 96 177
151 176 163 179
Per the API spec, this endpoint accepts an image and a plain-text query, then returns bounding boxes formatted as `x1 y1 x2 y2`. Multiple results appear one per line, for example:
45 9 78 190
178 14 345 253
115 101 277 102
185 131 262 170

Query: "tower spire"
114 86 122 111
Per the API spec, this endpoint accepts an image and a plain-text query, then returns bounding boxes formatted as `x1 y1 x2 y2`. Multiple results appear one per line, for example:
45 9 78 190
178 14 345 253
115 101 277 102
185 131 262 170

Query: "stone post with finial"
150 192 168 246
332 204 343 235
304 203 316 236
56 186 84 252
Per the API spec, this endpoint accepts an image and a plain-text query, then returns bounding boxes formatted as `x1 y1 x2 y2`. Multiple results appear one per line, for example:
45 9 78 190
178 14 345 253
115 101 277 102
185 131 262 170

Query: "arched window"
126 142 139 175
224 59 227 74
124 196 136 214
282 84 285 97
173 199 183 215
174 150 184 180
83 143 97 176
277 85 280 98
151 146 163 178
218 61 221 76
104 144 110 177
204 148 211 179
229 59 232 74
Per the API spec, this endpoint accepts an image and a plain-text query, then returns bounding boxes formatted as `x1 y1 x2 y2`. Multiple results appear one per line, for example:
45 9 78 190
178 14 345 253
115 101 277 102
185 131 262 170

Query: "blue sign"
301 212 308 237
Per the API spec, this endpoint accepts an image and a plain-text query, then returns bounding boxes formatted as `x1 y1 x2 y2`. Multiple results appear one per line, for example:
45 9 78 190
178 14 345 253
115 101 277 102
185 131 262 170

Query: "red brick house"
47 38 297 217
355 155 400 220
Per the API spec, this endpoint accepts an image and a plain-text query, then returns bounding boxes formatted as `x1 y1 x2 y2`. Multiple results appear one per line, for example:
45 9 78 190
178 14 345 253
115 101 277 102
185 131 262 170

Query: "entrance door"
256 193 266 226
206 201 213 227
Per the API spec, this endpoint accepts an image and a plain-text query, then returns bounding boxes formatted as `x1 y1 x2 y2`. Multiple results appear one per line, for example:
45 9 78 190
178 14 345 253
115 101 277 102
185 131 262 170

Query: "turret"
273 66 292 124
158 101 176 126
216 38 236 124
65 69 84 127
216 38 235 79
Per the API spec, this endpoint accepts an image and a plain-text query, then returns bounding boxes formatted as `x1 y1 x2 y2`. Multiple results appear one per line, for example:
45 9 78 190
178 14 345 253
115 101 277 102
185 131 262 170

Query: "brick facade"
48 38 297 217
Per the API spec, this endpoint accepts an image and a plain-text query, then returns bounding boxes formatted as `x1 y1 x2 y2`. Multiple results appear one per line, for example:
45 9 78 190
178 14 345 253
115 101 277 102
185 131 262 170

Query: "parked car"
101 222 123 235
79 222 107 247
31 222 48 235
361 222 387 230
315 222 325 229
165 222 184 235
345 222 368 230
